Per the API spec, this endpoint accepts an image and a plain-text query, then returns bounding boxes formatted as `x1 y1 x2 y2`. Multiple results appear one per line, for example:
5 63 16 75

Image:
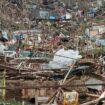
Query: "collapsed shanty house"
85 25 105 39
0 48 104 105
0 26 104 104
1 0 105 105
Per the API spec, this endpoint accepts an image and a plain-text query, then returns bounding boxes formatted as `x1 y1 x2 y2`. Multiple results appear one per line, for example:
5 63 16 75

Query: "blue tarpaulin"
49 16 56 20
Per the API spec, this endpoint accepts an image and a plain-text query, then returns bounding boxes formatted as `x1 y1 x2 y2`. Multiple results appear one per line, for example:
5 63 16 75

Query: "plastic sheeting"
2 31 8 40
0 43 7 51
48 48 82 69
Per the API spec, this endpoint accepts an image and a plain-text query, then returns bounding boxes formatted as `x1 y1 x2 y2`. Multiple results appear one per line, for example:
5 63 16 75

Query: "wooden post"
62 61 76 84
22 100 25 105
22 89 25 105
2 69 6 100
35 96 38 105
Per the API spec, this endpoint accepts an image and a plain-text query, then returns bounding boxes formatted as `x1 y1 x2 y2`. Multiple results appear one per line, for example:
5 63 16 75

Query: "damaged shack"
0 0 105 105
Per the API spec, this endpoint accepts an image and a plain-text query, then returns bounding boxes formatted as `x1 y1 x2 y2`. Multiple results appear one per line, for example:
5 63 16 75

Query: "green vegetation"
0 100 31 105
92 47 105 55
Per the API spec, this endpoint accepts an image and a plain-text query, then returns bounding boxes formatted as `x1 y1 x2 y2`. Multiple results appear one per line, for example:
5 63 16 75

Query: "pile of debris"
0 0 105 105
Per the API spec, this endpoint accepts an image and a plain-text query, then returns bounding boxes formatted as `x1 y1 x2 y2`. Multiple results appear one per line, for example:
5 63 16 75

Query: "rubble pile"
0 0 105 105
